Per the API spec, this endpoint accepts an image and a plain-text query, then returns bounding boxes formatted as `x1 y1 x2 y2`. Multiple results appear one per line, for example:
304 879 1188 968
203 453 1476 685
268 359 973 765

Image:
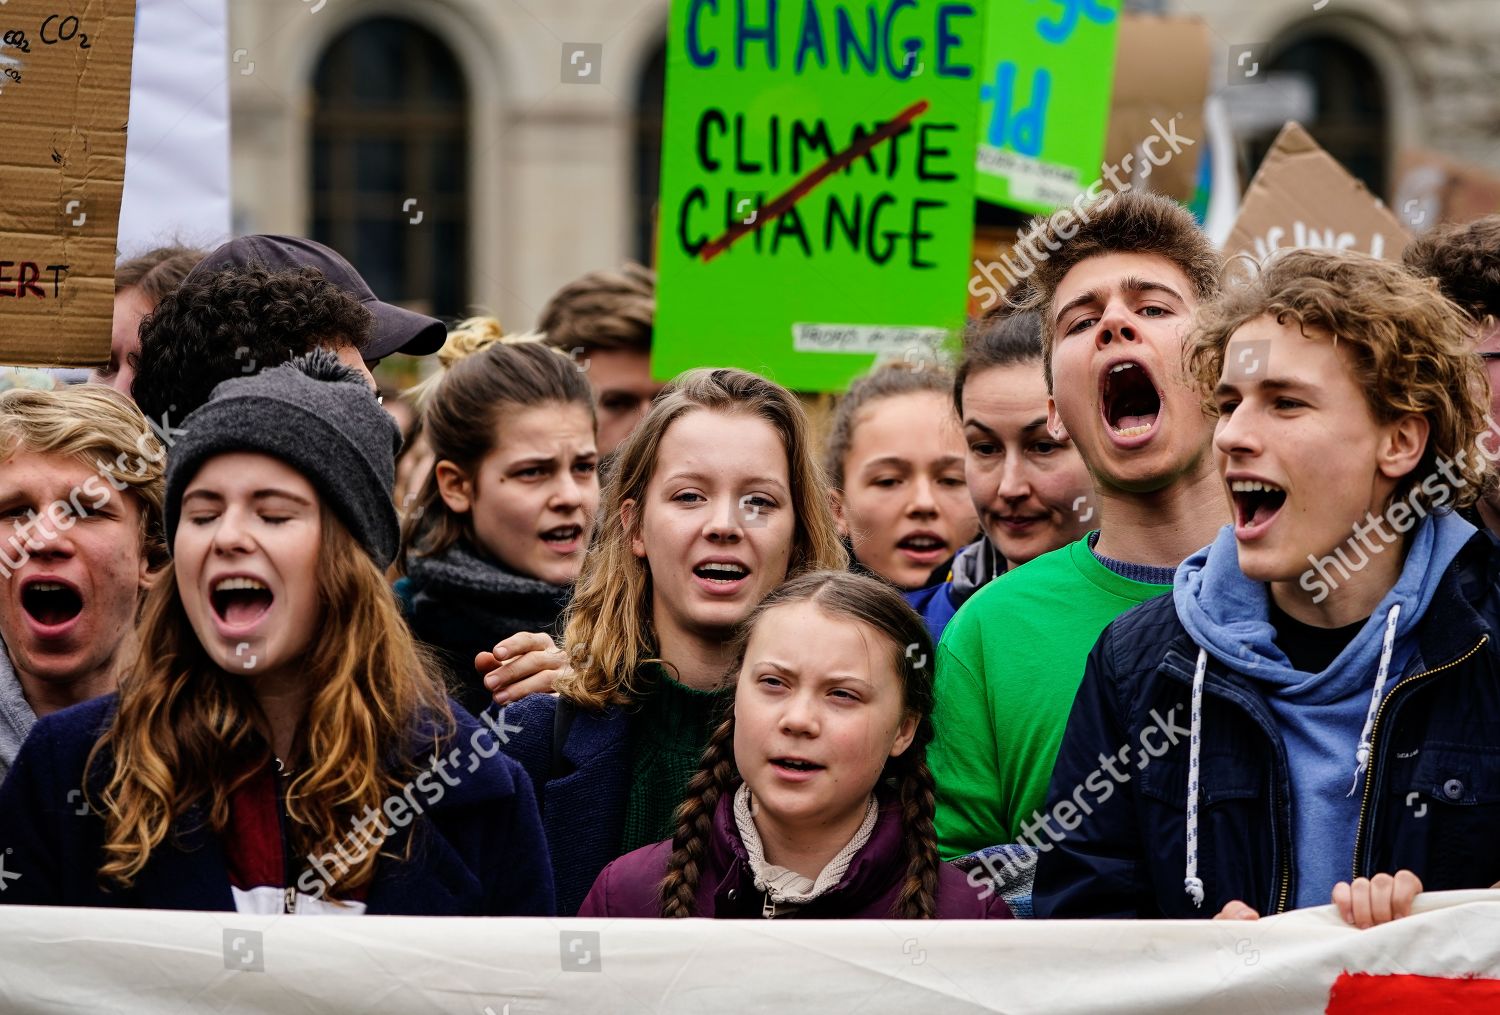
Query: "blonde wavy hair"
1186 248 1491 513
87 504 453 893
0 386 167 569
555 368 847 711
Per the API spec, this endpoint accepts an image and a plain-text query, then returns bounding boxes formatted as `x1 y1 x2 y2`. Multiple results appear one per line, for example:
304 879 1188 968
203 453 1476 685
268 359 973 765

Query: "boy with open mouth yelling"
929 191 1226 870
1034 249 1500 919
0 388 166 782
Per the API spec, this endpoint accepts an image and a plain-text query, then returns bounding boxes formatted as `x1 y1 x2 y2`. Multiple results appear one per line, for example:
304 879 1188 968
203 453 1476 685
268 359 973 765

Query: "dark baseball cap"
185 235 446 360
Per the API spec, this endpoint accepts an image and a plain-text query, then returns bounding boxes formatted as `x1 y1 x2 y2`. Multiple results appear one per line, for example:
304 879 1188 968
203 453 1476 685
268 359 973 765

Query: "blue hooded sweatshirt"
1173 511 1475 908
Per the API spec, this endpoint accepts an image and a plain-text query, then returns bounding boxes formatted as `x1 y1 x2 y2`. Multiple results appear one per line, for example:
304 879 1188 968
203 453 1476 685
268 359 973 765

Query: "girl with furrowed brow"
0 352 552 915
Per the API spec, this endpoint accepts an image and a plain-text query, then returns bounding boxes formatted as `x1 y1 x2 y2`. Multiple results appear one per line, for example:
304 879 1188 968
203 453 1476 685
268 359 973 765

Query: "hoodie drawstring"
1183 647 1208 908
1182 603 1404 907
1347 604 1401 797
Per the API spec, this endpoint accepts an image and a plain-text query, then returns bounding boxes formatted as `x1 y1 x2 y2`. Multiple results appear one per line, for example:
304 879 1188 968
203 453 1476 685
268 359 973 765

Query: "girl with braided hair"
578 570 1011 919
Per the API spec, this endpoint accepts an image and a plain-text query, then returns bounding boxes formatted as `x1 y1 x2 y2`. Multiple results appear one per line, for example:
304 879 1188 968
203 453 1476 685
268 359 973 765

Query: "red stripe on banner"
1326 971 1500 1012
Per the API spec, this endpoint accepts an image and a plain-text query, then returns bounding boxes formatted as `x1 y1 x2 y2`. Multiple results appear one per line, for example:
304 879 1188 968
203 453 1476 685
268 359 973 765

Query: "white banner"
116 0 231 255
0 892 1498 1012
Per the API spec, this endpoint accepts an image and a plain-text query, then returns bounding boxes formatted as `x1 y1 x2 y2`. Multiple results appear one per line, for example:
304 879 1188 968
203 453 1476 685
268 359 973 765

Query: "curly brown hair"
1011 191 1222 392
1402 215 1500 324
132 266 373 424
1186 248 1491 512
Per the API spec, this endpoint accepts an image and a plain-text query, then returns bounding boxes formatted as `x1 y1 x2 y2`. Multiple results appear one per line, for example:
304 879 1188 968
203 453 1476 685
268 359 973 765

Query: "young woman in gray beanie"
0 350 554 915
394 321 599 715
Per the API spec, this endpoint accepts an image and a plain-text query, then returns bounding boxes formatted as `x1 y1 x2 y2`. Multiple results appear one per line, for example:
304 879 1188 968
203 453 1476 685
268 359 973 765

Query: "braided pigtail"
665 569 940 919
891 721 940 919
658 713 740 917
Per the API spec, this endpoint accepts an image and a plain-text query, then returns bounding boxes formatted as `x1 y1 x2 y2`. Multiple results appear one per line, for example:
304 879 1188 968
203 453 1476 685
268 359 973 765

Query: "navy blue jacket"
497 693 631 916
0 695 555 915
1033 532 1500 919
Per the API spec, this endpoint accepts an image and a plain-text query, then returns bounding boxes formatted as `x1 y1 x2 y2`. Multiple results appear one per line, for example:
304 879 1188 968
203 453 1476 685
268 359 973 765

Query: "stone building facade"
228 0 1500 330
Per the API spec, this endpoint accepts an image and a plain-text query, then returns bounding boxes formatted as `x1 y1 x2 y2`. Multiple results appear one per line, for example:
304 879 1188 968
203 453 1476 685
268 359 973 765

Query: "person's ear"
888 711 919 759
434 460 474 514
1047 397 1070 443
830 488 849 538
138 546 158 593
621 498 647 559
1377 414 1430 484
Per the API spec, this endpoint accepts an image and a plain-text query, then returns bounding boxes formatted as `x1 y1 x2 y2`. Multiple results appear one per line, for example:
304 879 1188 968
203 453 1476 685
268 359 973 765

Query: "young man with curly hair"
130 235 445 426
930 191 1227 867
1034 249 1500 920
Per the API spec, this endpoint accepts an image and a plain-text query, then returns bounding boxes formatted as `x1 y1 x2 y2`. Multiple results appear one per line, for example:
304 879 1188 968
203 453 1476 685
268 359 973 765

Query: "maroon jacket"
578 791 1012 919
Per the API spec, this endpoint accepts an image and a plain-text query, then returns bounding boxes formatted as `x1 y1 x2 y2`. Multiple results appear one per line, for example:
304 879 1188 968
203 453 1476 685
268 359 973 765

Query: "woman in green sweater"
492 368 848 912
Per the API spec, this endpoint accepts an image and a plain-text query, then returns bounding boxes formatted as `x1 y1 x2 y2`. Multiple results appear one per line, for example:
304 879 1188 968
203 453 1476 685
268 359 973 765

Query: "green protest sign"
975 0 1121 213
653 0 985 393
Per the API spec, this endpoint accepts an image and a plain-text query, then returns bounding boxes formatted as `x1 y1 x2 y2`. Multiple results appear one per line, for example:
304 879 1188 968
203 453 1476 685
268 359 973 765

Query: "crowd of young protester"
0 191 1497 930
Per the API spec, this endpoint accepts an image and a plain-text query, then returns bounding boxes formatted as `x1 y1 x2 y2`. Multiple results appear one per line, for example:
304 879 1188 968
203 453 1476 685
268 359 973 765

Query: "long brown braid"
888 713 940 919
658 711 739 918
656 570 940 918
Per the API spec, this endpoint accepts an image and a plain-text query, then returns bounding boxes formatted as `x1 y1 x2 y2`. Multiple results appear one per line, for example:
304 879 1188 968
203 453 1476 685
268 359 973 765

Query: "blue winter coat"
496 693 632 916
1033 531 1500 919
0 695 555 915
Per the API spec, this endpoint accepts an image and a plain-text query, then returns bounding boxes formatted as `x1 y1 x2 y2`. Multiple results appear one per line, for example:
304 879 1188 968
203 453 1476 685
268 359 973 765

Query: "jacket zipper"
274 764 298 915
1350 635 1488 879
762 891 776 919
1272 779 1291 915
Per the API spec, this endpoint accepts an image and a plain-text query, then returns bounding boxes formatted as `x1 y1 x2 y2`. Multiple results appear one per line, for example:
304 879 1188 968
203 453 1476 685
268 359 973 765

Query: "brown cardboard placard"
0 1 135 367
1394 148 1500 233
1104 13 1211 204
1224 122 1410 266
968 224 1021 318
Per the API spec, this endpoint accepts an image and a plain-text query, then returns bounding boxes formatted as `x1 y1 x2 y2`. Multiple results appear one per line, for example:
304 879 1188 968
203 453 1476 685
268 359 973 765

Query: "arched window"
311 18 469 318
633 40 667 264
1244 36 1389 199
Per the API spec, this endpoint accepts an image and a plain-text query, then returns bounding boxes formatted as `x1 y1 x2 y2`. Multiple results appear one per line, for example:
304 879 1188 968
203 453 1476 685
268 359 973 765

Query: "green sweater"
929 536 1170 859
619 665 729 854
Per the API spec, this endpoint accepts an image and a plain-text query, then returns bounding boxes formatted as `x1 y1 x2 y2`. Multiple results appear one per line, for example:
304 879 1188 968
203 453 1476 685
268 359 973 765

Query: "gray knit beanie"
164 349 402 568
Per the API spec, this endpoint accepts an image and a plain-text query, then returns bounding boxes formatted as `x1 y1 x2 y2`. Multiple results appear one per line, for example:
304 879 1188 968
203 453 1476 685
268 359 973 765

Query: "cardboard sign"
1223 122 1410 266
652 0 984 392
975 0 1121 213
1103 13 1209 204
0 0 135 367
1394 148 1500 234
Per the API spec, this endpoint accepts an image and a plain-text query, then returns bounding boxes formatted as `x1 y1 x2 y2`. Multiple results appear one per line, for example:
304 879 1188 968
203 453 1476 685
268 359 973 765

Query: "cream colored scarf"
732 783 880 908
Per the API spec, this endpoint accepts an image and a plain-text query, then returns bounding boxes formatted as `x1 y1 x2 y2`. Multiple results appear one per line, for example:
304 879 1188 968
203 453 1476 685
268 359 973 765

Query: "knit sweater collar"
406 539 566 603
629 662 728 741
732 783 880 907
